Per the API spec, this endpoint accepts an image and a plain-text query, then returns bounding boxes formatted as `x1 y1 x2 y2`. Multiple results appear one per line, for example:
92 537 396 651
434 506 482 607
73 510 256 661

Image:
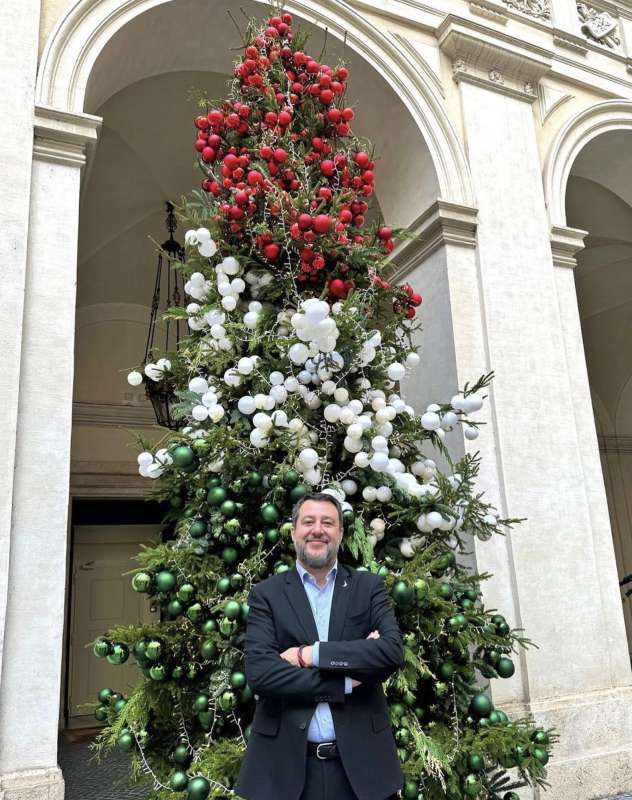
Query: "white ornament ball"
354 452 370 468
189 376 209 394
137 451 154 467
192 405 209 421
127 371 143 387
341 479 358 495
238 396 256 415
362 486 378 502
421 411 441 431
209 405 225 423
464 426 479 440
376 486 392 502
370 452 389 472
387 362 406 382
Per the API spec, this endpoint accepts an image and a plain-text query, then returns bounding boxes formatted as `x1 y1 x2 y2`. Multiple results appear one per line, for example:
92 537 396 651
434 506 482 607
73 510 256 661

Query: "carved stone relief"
501 0 551 20
577 3 621 49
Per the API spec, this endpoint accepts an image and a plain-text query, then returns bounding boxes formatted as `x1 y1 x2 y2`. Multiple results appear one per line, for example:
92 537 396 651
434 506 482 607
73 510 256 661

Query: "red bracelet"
297 645 307 668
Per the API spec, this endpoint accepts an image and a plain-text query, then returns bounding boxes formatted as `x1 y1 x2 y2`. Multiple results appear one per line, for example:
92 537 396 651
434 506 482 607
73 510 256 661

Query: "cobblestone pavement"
58 739 632 800
59 737 148 800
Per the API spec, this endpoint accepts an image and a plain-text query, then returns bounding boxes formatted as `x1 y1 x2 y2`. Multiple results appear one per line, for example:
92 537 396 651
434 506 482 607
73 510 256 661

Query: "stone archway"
0 1 474 798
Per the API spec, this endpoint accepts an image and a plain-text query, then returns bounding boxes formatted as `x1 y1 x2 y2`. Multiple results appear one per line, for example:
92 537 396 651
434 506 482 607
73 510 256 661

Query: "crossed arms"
244 577 404 704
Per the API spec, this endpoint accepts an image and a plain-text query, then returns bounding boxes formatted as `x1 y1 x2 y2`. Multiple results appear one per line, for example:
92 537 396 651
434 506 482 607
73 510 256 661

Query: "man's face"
292 500 343 569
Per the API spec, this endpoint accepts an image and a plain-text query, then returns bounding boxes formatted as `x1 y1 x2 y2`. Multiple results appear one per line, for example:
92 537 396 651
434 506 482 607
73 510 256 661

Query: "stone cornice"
33 105 101 167
72 401 156 428
387 200 478 282
437 15 553 101
550 225 588 268
70 459 148 497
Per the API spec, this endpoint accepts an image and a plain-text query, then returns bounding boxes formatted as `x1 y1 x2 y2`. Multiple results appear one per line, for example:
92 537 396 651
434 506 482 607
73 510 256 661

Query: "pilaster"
0 108 99 795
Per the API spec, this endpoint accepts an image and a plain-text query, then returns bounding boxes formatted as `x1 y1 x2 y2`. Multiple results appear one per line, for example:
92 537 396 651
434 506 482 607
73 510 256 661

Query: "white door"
68 525 159 725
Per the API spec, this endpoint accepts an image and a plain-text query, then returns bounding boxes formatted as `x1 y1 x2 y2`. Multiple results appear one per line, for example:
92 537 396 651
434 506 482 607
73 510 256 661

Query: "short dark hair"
292 492 343 528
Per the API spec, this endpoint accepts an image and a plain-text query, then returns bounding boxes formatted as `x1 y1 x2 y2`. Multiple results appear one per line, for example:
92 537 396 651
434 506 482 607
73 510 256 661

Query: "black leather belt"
307 741 339 760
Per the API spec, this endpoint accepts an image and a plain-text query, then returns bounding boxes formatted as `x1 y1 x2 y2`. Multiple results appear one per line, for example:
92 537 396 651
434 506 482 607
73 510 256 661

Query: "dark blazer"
235 562 405 800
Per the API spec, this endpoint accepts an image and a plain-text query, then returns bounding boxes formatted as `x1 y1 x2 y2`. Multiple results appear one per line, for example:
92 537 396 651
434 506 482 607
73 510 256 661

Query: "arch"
544 99 632 228
36 0 474 206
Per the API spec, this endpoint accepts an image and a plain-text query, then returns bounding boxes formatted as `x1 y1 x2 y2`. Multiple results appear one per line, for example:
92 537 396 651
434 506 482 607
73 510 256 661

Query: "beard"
294 537 339 569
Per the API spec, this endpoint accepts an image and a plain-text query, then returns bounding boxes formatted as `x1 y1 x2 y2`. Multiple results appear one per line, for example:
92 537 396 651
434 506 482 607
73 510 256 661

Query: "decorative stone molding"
387 200 478 282
437 16 552 102
72 400 156 428
538 84 574 123
550 225 588 267
0 767 64 800
33 105 101 167
543 100 632 227
502 0 551 20
70 460 148 497
469 1 509 24
577 2 622 49
552 28 590 54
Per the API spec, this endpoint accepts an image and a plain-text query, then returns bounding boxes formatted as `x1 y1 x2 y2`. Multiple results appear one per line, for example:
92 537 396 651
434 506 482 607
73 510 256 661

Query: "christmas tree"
93 10 554 800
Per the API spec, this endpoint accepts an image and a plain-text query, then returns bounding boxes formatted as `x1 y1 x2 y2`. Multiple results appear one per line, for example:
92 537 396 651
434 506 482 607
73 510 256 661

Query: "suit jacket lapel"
283 567 320 644
327 564 353 642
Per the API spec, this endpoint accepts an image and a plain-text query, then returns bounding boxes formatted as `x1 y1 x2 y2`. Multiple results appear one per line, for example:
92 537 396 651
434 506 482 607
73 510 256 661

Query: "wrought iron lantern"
142 202 186 429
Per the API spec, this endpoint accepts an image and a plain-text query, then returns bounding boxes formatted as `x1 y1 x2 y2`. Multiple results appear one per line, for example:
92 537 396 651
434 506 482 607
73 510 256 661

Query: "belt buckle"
316 741 334 760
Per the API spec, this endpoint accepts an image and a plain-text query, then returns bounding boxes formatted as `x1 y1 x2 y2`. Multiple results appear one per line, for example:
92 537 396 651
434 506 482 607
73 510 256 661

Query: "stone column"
0 107 100 800
431 15 632 799
0 0 40 684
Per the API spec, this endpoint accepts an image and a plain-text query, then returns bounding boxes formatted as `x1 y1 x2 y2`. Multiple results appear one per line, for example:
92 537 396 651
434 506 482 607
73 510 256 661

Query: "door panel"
68 525 159 724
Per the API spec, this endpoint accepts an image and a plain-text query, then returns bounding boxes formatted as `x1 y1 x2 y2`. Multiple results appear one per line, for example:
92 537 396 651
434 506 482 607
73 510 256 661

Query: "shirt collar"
296 559 338 586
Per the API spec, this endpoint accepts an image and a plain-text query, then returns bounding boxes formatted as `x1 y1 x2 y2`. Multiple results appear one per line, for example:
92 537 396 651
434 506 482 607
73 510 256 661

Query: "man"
235 492 405 800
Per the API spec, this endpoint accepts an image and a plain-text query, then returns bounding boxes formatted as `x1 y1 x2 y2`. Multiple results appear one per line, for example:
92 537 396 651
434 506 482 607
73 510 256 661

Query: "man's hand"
280 644 314 666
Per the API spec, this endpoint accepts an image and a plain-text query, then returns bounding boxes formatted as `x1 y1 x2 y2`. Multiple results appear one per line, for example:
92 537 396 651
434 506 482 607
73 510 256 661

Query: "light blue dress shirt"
295 560 353 742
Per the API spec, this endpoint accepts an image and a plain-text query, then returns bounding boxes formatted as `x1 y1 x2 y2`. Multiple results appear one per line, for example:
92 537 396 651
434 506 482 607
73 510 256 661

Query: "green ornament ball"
489 710 503 725
241 601 250 620
155 570 177 593
532 729 550 746
172 666 185 680
167 599 184 618
187 776 211 800
503 794 520 800
222 546 239 565
465 588 478 601
218 690 236 711
463 774 482 797
275 563 290 574
261 503 280 524
230 573 245 590
117 730 135 752
265 528 280 543
439 582 453 600
145 640 162 661
532 747 549 765
497 621 510 636
220 499 237 517
173 743 192 767
414 578 430 602
186 603 204 623
194 694 209 712
282 469 300 488
207 486 227 507
93 639 111 658
403 781 418 799
470 692 493 719
230 670 247 690
392 580 414 606
438 662 455 680
169 771 189 792
467 753 484 772
390 702 405 718
342 509 355 525
202 619 218 635
199 639 218 660
290 484 308 502
107 643 129 665
132 572 152 593
189 520 207 538
497 656 515 678
113 698 127 714
94 705 108 722
224 600 242 620
246 471 262 487
198 710 213 731
149 664 166 681
98 687 114 704
495 709 508 723
172 446 195 468
177 583 196 603
217 577 231 594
